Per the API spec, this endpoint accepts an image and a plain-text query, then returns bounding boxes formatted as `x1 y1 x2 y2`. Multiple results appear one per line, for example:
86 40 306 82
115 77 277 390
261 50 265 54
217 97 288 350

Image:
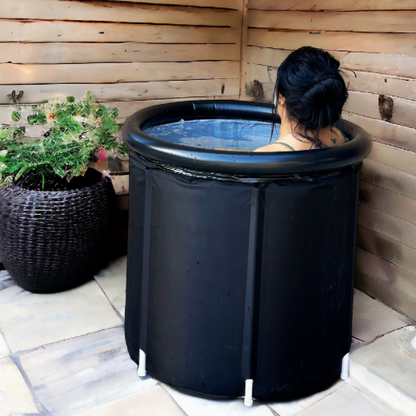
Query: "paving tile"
16 326 157 416
94 255 127 318
351 326 416 415
161 383 274 416
0 269 15 291
0 357 38 416
268 380 343 416
6 414 40 416
73 385 185 416
352 290 411 344
0 274 122 352
0 330 9 359
293 383 395 416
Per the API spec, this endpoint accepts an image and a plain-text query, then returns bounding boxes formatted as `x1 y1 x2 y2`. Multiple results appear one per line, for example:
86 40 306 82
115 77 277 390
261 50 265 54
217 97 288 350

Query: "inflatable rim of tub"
122 100 371 176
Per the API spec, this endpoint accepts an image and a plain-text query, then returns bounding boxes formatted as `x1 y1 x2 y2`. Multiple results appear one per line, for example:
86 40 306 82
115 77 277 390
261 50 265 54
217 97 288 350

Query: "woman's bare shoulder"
253 142 294 152
320 127 346 147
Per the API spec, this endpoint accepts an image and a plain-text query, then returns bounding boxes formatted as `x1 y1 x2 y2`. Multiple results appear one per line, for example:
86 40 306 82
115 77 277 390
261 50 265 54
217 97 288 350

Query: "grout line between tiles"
93 276 125 323
159 383 190 416
345 376 412 416
11 354 50 416
0 325 11 357
352 335 365 342
295 387 342 416
266 404 281 416
371 324 415 344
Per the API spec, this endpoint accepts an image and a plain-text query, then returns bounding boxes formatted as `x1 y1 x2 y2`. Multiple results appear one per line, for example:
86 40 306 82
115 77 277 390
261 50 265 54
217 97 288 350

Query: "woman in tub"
255 46 349 152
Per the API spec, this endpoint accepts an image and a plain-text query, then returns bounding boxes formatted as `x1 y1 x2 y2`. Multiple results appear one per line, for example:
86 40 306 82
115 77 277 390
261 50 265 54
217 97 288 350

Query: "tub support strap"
241 188 260 385
341 353 350 380
244 379 254 407
138 170 153 378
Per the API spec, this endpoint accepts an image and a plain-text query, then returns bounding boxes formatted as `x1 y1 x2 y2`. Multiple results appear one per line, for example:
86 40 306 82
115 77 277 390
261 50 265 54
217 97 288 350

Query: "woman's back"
255 126 347 152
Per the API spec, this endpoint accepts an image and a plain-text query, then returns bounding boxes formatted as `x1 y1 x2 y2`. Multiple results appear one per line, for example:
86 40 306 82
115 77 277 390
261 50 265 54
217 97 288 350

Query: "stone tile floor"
0 255 415 416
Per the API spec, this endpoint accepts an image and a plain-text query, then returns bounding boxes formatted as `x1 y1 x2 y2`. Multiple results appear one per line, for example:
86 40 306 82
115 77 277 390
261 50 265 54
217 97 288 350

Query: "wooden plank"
358 204 416 250
1 42 240 64
239 0 249 100
0 95 239 125
109 174 129 195
1 1 241 28
0 79 240 104
0 20 240 44
245 62 275 101
344 91 416 130
105 95 239 122
248 10 416 33
389 98 416 130
356 248 416 305
246 48 416 79
0 61 240 85
245 45 347 66
248 0 416 11
342 112 416 153
366 141 416 176
100 0 243 10
357 224 416 275
243 49 281 101
247 29 416 56
344 92 383 120
361 159 416 202
355 268 416 321
342 53 416 79
345 70 416 102
0 42 240 64
359 181 416 226
246 46 291 67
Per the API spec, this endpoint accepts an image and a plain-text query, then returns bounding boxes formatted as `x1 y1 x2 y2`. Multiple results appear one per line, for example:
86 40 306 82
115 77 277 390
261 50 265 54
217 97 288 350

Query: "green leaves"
27 112 47 125
0 126 25 143
0 90 126 187
11 111 21 122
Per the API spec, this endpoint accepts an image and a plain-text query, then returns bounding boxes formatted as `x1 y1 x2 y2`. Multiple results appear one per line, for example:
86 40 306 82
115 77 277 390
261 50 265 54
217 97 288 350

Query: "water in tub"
144 119 280 151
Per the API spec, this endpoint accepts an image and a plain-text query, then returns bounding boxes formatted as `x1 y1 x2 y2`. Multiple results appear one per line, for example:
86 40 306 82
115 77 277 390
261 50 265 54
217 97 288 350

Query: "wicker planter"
0 169 116 293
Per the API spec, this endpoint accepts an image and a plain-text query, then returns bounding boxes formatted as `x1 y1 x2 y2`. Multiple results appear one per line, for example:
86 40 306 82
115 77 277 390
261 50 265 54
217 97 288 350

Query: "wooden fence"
0 0 243 123
2 0 416 319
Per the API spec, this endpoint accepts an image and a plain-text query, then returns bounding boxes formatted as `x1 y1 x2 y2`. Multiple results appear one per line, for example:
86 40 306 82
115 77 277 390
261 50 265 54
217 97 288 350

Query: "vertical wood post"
239 0 250 100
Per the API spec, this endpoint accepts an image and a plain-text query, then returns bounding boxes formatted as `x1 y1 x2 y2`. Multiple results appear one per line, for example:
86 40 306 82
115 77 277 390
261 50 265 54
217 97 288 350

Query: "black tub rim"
122 100 371 176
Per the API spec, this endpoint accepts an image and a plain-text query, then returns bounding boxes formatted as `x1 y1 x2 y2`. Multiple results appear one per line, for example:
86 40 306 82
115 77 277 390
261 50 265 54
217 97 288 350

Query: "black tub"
122 100 371 402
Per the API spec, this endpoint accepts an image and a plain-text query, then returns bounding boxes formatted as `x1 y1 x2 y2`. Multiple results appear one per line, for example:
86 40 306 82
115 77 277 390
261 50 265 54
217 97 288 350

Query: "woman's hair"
273 46 348 147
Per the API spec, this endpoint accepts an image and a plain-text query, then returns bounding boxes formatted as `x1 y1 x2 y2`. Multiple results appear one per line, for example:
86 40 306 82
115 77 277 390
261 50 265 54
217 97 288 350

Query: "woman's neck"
279 112 321 140
278 116 296 139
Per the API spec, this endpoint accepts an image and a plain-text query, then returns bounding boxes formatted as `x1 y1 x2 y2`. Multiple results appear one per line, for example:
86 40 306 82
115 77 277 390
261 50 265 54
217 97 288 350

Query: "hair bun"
311 73 345 104
301 72 346 126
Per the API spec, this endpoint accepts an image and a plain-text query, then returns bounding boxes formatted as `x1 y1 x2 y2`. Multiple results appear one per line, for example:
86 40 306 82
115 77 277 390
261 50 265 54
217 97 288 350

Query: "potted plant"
0 91 127 293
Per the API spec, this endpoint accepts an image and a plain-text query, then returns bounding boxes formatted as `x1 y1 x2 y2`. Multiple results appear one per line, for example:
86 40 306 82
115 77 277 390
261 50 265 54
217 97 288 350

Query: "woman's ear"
276 94 287 119
273 94 285 107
